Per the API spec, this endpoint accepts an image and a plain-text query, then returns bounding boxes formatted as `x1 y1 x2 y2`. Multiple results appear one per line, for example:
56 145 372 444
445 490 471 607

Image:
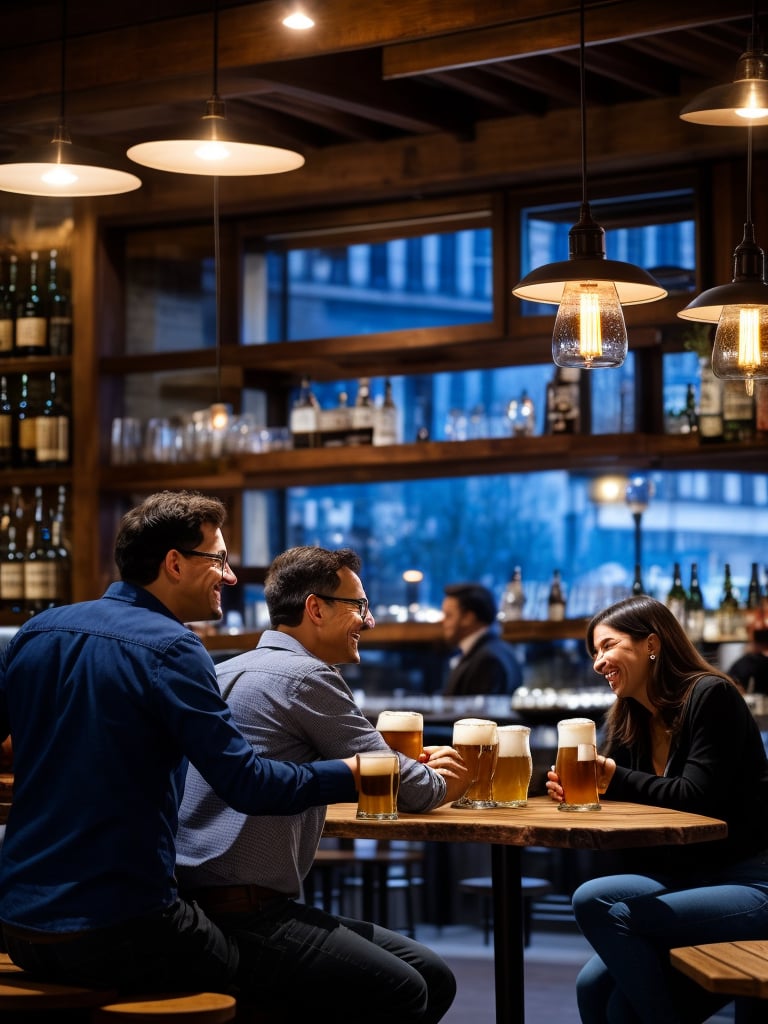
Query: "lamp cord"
212 0 220 98
214 175 222 404
59 0 68 125
579 0 587 208
747 123 753 225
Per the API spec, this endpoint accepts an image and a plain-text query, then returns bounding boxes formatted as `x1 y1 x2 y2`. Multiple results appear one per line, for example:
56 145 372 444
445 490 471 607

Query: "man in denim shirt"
0 491 358 996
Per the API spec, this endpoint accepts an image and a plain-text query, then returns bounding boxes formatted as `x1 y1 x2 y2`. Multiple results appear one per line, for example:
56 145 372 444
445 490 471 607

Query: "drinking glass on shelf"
451 718 498 808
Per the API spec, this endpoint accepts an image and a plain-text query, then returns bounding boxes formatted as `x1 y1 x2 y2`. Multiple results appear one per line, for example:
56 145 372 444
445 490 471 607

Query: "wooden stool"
93 992 236 1022
458 875 552 946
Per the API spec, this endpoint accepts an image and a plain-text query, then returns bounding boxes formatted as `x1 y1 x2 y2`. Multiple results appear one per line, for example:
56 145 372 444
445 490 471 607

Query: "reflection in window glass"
243 468 767 623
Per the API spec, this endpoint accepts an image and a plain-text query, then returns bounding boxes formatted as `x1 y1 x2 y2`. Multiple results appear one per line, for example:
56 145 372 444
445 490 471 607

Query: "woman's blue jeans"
572 857 768 1024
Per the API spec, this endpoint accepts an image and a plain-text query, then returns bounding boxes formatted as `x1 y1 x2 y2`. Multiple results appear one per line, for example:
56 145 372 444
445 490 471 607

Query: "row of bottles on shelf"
693 364 765 444
0 372 70 468
0 248 72 358
290 377 401 448
499 567 568 623
0 485 70 616
663 561 766 641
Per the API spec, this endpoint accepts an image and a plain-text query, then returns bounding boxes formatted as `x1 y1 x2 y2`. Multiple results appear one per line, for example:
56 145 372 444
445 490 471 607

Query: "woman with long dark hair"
547 595 768 1024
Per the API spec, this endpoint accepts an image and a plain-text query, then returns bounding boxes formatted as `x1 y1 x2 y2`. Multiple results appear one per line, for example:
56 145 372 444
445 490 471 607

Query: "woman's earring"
649 653 656 661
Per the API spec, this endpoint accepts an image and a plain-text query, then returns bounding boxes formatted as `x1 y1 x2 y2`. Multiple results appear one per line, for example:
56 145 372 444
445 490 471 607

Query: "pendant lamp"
127 0 304 176
0 0 142 197
513 1 667 369
678 127 768 396
680 2 768 126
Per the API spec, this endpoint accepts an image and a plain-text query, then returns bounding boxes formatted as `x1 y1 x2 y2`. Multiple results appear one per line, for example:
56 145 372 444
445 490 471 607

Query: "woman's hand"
545 766 563 803
596 755 616 794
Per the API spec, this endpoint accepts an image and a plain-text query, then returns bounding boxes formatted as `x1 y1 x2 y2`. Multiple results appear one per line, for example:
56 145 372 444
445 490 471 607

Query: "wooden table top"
671 940 768 999
323 797 727 850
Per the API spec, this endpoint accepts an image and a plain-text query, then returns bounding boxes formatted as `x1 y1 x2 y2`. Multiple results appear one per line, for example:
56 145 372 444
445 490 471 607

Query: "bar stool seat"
93 992 236 1022
458 875 552 946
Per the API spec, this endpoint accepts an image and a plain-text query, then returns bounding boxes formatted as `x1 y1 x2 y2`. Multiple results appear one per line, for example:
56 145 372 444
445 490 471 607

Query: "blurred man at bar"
441 582 523 696
0 491 358 996
177 545 467 1024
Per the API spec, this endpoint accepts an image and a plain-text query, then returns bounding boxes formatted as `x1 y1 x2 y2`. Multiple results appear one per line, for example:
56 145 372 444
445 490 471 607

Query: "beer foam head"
376 710 423 731
452 717 498 745
357 751 398 775
498 724 531 756
557 717 596 746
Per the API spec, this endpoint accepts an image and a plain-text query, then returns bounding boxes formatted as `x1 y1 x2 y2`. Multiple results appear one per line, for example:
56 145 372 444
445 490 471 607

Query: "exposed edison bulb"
209 403 230 431
552 280 628 368
711 303 768 396
735 83 768 120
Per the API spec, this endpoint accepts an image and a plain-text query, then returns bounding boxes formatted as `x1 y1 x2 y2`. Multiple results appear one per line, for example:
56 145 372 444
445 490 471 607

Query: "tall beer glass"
356 751 400 819
451 718 498 808
376 710 424 760
493 724 532 807
555 717 601 811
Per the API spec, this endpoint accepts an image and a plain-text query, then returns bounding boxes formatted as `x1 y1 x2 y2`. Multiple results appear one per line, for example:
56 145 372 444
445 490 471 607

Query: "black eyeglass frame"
177 548 229 577
313 593 369 619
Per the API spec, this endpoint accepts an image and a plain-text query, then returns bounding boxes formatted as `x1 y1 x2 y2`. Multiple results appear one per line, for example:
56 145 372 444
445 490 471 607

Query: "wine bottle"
499 566 525 621
373 378 401 446
47 249 72 356
351 377 375 439
14 250 48 356
0 252 16 357
24 486 57 616
14 372 38 468
35 371 70 466
698 359 723 443
685 563 705 643
747 562 761 611
547 569 566 621
51 484 71 606
0 499 24 616
0 375 13 468
665 562 687 625
684 383 698 434
289 376 320 449
717 563 740 638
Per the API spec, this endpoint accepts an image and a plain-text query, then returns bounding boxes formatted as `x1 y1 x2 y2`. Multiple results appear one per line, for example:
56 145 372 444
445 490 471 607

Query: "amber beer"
555 717 601 811
451 718 498 808
376 710 424 760
493 725 532 807
356 751 399 819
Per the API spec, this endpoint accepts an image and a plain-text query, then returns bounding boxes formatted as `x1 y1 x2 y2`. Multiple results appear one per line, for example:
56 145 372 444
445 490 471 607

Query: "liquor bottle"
0 375 13 468
23 486 58 615
351 377 375 439
665 562 687 625
684 383 698 434
717 563 740 638
547 569 566 621
697 358 723 443
685 563 705 643
0 498 24 616
747 562 761 611
51 485 71 605
722 381 755 443
0 252 16 357
499 566 525 621
318 390 353 444
289 376 320 449
631 563 644 596
47 249 72 356
35 371 70 466
14 372 38 468
14 250 48 356
545 366 581 434
373 378 401 446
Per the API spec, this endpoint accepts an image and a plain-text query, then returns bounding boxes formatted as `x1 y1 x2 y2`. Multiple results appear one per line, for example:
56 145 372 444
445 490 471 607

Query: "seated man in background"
176 545 468 1024
728 627 768 694
441 581 523 696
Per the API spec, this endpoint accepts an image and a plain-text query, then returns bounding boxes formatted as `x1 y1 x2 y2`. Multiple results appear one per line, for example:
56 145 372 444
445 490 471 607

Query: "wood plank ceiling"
0 0 758 211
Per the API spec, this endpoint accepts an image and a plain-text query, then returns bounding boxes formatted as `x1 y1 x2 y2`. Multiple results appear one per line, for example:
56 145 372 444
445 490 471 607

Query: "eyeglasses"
314 593 369 620
177 549 229 577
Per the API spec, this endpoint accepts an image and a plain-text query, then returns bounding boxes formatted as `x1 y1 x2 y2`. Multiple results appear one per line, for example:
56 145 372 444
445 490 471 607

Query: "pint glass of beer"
493 725 532 807
451 718 498 808
555 717 601 811
356 751 400 819
376 710 424 760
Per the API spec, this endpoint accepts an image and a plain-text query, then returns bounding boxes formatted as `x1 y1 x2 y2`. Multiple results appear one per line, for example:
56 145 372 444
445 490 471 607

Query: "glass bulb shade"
127 111 305 176
513 257 667 305
711 304 768 387
0 138 142 196
552 281 628 368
